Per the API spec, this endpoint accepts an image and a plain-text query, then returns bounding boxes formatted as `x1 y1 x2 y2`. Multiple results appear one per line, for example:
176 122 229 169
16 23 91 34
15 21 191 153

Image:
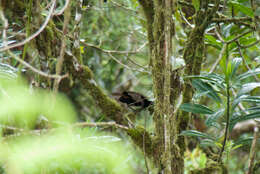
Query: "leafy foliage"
0 77 134 174
180 57 260 154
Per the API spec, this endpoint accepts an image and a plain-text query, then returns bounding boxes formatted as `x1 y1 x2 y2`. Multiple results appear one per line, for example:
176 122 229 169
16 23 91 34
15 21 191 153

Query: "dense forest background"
0 0 260 174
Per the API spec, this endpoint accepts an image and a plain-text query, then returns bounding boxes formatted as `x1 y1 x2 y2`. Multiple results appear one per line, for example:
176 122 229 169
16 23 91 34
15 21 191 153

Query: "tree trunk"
139 0 221 173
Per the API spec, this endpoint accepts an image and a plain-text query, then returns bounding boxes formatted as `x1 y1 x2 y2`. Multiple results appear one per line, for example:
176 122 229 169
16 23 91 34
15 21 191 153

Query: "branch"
75 121 129 130
209 43 227 73
53 0 71 91
8 50 68 79
108 52 150 73
63 55 155 155
0 3 67 80
0 0 56 52
110 0 138 13
212 16 260 23
53 0 70 16
236 41 259 82
226 30 253 44
247 126 259 174
81 41 146 54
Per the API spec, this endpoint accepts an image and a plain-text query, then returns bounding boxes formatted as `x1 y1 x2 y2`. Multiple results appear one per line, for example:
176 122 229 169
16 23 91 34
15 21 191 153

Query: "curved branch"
0 0 56 52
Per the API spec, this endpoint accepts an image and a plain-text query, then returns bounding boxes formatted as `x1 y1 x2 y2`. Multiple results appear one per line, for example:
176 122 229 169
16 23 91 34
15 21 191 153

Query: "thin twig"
210 43 227 73
247 126 259 174
53 0 70 15
56 28 148 55
231 88 249 114
110 0 137 13
178 9 194 28
108 52 150 73
74 121 129 130
8 50 68 79
53 0 71 91
0 3 66 80
212 16 260 23
226 30 253 44
214 27 225 43
236 41 259 82
81 41 147 54
0 0 57 52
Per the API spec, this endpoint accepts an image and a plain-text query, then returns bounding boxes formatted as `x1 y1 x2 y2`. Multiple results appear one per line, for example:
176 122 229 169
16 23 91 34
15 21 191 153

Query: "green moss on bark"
127 126 153 157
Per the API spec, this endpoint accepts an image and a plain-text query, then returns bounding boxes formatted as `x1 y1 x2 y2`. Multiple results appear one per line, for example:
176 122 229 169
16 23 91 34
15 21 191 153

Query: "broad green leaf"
205 35 222 50
0 129 134 174
192 0 200 12
180 103 214 114
231 2 254 17
237 82 260 96
205 109 225 128
239 37 257 46
0 77 76 128
180 130 215 140
192 79 221 102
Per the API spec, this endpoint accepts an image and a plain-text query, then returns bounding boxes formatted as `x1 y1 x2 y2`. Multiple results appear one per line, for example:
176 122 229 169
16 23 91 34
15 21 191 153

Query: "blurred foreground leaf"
0 129 134 174
0 77 76 128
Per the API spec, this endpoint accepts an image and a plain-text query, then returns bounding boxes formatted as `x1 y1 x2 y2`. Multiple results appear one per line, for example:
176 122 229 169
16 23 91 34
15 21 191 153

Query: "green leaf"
240 96 260 103
192 79 221 102
186 73 225 86
230 111 260 130
230 57 242 79
180 130 215 140
205 35 222 50
233 95 260 109
200 139 218 147
0 78 77 128
0 63 18 79
219 49 227 75
180 103 214 114
246 106 260 112
237 82 260 96
226 60 233 81
233 137 253 147
0 129 134 174
192 0 200 12
237 68 260 80
205 109 225 128
231 2 254 17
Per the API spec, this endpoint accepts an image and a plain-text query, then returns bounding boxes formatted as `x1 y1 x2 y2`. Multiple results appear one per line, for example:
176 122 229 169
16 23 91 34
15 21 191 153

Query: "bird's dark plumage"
118 91 153 109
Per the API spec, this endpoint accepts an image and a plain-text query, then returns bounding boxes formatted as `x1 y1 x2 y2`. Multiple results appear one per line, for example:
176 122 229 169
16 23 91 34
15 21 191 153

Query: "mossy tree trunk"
138 0 221 173
139 0 184 173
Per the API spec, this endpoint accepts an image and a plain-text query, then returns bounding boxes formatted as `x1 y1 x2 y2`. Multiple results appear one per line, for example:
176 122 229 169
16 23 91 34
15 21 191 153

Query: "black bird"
118 91 153 109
